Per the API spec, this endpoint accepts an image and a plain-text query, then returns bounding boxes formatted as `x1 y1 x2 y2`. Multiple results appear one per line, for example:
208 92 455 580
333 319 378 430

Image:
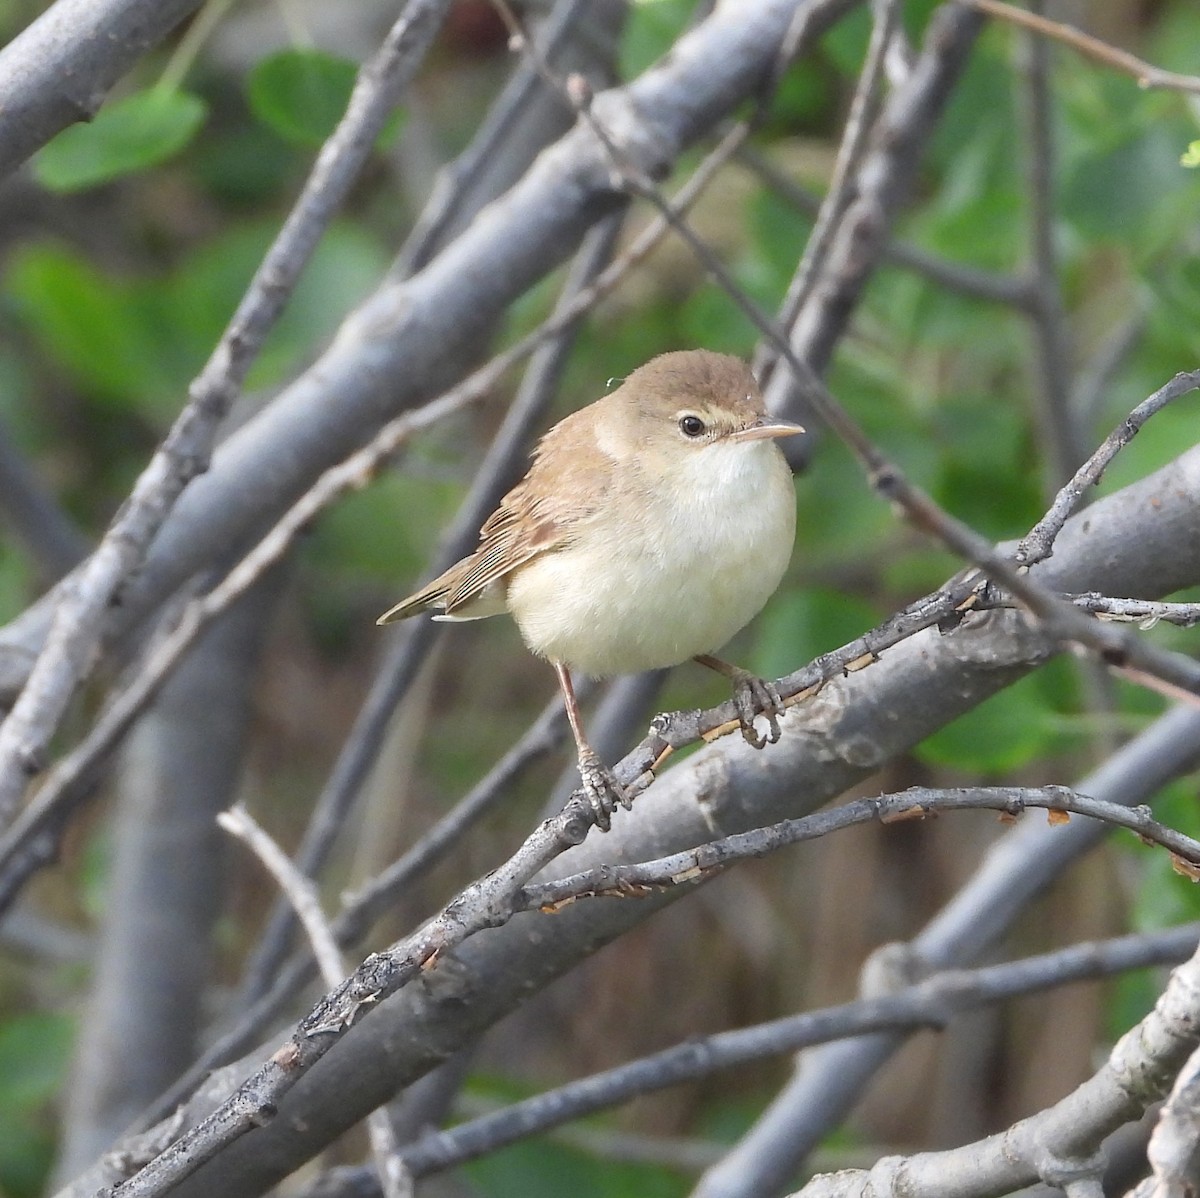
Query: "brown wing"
377 403 611 624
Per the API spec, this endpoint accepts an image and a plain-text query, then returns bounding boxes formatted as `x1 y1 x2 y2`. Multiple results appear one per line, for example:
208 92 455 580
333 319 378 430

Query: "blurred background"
1 0 1200 1194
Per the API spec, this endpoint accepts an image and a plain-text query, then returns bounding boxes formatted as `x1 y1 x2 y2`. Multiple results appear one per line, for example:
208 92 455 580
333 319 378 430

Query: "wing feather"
377 402 612 625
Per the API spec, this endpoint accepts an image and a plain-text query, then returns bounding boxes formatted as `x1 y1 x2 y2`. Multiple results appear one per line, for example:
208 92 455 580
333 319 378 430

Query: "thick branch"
0 0 202 178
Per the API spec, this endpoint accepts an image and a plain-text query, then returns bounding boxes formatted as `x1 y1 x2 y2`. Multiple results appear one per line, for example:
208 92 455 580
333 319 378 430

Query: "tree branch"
794 938 1200 1196
0 0 203 178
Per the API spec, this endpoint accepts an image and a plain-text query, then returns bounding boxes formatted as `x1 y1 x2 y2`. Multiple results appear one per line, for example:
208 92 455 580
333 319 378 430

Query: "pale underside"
439 435 796 677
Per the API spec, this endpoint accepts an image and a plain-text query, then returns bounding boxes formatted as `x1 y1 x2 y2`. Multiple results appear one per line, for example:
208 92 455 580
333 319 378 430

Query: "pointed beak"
730 416 806 443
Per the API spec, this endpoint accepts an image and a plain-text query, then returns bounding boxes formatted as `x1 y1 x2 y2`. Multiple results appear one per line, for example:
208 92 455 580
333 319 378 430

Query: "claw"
693 654 785 748
729 669 783 749
577 747 630 832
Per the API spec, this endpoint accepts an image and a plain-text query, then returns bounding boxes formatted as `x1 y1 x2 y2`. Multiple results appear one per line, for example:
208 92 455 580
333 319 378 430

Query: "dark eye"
679 414 706 438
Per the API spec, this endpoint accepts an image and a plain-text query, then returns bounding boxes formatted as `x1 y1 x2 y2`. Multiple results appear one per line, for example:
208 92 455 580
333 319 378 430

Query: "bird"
378 349 803 827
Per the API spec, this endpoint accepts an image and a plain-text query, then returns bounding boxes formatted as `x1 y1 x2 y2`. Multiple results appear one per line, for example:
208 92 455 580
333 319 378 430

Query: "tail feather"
376 583 447 625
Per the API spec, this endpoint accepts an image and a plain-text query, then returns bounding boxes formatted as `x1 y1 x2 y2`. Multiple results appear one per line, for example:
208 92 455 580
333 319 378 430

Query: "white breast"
506 438 796 676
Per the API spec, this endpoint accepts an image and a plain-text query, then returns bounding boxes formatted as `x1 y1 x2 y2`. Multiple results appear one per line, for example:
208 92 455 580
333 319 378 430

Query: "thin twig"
218 806 410 1198
974 592 1200 629
1069 596 1200 628
1017 369 1200 566
517 786 1200 908
960 0 1200 95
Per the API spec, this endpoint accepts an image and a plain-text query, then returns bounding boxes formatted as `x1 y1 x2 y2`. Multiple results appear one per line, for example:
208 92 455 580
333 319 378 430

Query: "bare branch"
960 0 1200 95
218 807 409 1198
1017 370 1200 566
1137 1043 1200 1198
518 786 1200 908
794 938 1200 1197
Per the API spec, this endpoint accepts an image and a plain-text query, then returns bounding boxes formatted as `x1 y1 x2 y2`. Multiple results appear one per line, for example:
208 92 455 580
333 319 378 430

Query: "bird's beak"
730 417 806 443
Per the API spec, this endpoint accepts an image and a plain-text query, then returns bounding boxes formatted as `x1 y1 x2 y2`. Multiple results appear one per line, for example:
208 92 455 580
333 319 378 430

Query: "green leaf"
34 89 206 192
7 244 172 409
247 49 360 147
1182 140 1200 169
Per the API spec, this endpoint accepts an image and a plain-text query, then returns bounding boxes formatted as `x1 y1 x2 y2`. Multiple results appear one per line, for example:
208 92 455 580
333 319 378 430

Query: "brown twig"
960 0 1200 95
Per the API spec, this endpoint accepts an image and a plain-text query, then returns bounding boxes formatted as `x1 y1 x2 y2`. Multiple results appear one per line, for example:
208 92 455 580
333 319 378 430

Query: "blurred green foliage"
0 1014 72 1197
247 49 363 147
1 0 1199 1190
33 89 208 193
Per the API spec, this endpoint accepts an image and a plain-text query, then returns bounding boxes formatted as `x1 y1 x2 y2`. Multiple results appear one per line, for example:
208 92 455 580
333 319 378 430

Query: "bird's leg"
693 654 784 749
553 661 630 830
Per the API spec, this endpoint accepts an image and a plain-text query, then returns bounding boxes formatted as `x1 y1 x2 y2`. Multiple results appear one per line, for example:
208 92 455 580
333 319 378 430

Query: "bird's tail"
376 583 447 625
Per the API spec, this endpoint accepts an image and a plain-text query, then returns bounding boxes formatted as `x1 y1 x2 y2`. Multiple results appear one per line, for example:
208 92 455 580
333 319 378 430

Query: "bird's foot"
726 668 784 749
577 747 630 832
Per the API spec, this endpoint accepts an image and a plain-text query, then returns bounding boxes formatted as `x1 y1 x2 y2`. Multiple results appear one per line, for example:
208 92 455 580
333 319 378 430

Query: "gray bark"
55 572 281 1180
0 0 204 179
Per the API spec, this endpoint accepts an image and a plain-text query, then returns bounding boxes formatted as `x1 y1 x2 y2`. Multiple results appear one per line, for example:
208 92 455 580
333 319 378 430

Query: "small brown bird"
379 350 802 825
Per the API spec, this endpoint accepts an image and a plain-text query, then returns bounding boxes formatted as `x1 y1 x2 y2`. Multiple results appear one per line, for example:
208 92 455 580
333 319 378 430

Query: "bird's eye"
679 414 706 438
